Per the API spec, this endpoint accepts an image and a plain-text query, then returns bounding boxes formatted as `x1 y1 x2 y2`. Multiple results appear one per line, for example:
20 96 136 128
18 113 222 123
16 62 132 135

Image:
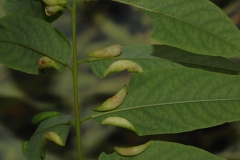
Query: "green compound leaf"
0 14 71 74
98 141 225 160
89 45 184 78
24 115 72 160
89 45 240 78
93 68 240 135
114 0 240 57
2 0 63 22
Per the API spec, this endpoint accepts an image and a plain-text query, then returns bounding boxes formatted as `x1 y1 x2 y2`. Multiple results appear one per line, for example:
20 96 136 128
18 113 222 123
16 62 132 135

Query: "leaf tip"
87 44 122 58
94 85 128 111
101 117 137 133
44 132 64 146
103 60 143 78
22 141 29 156
45 6 65 16
38 56 59 70
114 141 152 156
32 111 61 125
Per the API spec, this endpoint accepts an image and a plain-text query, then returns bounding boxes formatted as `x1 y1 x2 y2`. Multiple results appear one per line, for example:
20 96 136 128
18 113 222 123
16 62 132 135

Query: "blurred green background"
1 0 240 160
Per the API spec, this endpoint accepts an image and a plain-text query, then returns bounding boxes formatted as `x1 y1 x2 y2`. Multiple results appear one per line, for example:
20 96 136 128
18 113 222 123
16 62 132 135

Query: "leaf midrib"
113 0 240 55
93 97 240 118
33 122 70 136
88 55 240 72
0 40 66 65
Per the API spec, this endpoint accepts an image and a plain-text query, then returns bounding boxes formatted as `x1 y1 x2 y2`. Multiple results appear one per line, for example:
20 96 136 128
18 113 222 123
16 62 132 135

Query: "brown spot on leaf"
38 56 58 70
41 60 46 65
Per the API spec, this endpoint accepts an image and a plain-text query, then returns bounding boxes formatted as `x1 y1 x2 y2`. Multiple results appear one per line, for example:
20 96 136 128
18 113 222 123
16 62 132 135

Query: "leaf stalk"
71 1 83 160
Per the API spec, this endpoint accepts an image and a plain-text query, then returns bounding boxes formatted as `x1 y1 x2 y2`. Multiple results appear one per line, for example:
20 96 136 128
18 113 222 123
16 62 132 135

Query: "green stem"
80 115 93 123
66 3 72 11
71 1 82 160
77 57 135 66
77 57 114 65
77 58 89 65
65 63 73 71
